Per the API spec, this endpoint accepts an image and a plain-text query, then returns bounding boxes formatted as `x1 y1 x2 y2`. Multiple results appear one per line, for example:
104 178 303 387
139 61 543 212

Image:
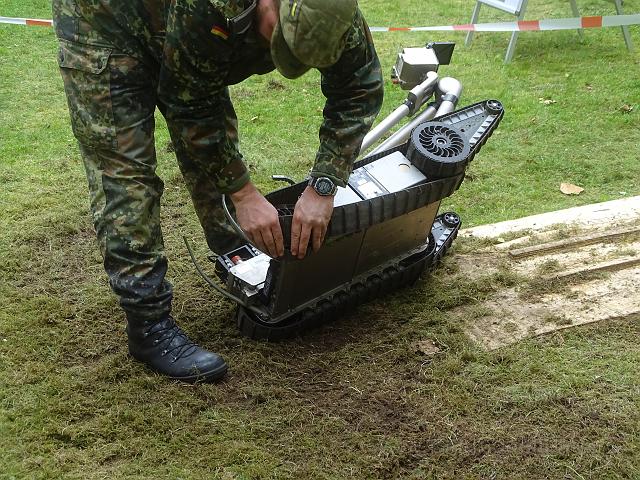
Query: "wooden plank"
459 203 640 350
552 257 640 280
463 265 640 350
462 196 640 239
508 226 640 258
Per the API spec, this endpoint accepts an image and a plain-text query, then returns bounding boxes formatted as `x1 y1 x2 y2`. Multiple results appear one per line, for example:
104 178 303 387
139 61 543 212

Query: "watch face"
316 178 334 195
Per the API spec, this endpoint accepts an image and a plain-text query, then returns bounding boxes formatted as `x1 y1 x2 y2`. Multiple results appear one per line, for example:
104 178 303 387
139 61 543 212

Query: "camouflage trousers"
56 39 243 322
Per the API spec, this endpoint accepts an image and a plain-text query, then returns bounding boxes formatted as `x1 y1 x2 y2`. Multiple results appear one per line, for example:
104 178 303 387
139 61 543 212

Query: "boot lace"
146 317 199 362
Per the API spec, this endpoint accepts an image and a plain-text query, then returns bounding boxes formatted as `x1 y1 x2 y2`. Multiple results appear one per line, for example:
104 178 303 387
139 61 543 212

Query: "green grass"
1 0 640 477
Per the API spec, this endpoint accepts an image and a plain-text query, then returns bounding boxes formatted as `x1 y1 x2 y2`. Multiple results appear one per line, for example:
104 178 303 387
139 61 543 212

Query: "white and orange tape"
369 14 640 32
0 16 53 26
1 13 639 32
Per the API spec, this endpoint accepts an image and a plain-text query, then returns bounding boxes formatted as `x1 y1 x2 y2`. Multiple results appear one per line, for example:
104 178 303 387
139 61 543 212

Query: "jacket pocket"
58 40 117 149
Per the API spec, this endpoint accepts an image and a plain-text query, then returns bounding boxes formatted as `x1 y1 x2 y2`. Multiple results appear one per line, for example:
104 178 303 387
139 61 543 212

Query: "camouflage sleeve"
158 0 250 194
313 9 384 188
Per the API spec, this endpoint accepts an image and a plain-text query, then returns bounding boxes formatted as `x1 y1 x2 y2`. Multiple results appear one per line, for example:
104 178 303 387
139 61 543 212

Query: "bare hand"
290 186 334 259
255 0 279 43
230 182 284 258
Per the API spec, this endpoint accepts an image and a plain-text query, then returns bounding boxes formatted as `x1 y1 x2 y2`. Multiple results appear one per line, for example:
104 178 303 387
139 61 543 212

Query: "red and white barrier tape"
0 16 53 26
369 13 640 32
1 13 639 32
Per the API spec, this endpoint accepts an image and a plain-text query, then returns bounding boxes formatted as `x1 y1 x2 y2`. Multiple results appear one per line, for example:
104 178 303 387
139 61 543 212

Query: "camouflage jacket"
53 0 383 192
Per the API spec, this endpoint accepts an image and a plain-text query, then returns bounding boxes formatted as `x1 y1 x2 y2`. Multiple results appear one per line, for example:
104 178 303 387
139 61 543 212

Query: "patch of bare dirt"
456 221 640 349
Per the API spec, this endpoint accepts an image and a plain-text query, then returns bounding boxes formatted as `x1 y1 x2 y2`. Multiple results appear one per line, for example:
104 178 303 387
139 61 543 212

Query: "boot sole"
129 353 229 383
168 363 228 383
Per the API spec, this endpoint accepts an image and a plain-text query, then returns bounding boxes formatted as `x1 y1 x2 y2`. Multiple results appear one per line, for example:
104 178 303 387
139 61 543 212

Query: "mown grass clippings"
518 274 571 300
608 247 637 259
535 258 563 275
452 236 497 254
554 223 583 240
465 304 495 320
425 259 521 312
542 312 572 326
517 265 610 301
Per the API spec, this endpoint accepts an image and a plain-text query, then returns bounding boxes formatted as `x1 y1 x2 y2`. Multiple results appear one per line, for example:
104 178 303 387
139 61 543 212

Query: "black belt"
227 0 257 36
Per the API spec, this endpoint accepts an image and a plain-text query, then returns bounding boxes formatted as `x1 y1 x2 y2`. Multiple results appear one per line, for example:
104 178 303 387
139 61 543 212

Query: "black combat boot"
127 316 228 382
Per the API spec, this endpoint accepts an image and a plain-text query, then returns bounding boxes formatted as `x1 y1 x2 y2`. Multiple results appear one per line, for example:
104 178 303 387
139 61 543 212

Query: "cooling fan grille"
417 125 466 158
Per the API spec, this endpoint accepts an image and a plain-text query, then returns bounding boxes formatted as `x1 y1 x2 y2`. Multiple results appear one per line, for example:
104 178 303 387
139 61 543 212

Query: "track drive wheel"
406 122 471 179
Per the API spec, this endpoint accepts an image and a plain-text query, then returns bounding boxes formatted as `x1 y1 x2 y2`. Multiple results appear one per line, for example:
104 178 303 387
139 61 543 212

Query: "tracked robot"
188 43 504 340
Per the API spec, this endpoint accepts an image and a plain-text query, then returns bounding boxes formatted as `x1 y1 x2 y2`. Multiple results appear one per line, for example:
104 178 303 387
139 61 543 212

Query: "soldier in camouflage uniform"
53 0 383 382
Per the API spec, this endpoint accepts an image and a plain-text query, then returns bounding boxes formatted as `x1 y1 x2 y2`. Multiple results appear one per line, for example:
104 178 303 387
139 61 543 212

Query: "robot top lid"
427 42 455 65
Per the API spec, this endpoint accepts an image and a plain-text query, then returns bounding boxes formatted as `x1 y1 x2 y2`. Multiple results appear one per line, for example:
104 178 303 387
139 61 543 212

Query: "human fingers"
247 229 267 255
290 215 301 257
272 220 284 257
311 222 323 253
297 222 312 259
318 225 328 251
260 226 278 258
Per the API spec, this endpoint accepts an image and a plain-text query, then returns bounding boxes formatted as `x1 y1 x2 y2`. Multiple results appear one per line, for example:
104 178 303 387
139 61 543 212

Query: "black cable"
221 193 265 254
183 236 265 316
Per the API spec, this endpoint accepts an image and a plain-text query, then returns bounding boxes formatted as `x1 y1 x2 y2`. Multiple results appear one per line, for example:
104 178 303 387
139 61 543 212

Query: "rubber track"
235 218 460 341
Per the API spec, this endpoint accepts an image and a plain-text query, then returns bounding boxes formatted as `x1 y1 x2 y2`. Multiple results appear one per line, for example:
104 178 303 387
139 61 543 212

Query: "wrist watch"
309 176 338 196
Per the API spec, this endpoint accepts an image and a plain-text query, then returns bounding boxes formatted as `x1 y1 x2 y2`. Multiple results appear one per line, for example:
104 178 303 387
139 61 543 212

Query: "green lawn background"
1 0 640 478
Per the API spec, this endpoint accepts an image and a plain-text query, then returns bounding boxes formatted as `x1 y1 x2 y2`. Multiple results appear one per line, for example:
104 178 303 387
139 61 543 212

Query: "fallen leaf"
414 340 441 356
538 98 557 106
560 183 584 195
620 104 633 113
585 83 593 91
250 116 259 122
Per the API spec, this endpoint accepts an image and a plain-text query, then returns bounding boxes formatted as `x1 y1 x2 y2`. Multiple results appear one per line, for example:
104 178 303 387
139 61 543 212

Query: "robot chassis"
190 42 504 340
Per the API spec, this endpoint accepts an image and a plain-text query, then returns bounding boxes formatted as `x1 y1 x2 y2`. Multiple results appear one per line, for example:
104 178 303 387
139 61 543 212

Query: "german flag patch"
211 25 229 40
